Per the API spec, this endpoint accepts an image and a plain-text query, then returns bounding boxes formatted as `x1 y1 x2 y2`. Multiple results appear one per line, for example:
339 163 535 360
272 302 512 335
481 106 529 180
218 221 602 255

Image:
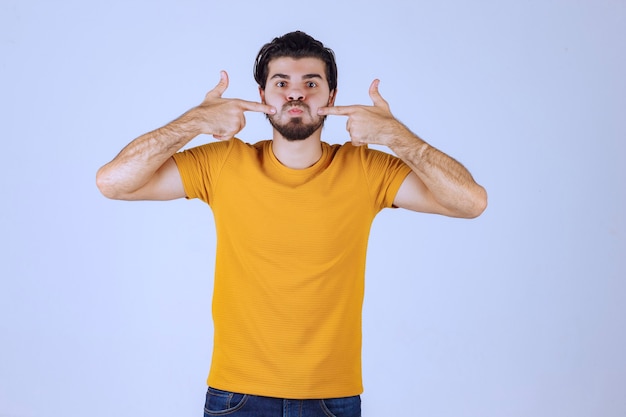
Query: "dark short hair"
254 31 338 91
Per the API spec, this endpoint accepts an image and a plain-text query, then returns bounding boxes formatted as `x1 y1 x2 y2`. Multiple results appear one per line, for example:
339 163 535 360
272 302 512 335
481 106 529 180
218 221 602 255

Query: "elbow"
96 166 123 200
449 184 487 219
463 185 488 219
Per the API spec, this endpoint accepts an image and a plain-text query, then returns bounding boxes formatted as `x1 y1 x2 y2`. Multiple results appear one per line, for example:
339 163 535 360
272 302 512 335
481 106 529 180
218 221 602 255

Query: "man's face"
260 57 336 141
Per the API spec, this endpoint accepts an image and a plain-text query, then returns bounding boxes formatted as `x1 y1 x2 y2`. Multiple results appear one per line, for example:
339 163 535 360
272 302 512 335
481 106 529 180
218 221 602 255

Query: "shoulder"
324 141 363 159
174 138 269 160
329 141 404 165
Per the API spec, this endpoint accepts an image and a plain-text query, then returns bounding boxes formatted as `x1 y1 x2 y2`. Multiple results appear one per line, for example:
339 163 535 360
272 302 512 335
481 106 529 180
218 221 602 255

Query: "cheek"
309 100 327 113
261 90 280 105
313 92 333 107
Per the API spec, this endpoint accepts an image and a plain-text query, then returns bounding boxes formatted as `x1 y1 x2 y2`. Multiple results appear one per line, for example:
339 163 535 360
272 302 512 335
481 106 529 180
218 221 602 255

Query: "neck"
271 130 323 169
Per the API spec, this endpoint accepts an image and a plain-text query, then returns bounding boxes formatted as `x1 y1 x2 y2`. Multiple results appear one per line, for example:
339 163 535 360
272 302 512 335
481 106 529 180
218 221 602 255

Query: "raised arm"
96 71 276 201
317 80 487 218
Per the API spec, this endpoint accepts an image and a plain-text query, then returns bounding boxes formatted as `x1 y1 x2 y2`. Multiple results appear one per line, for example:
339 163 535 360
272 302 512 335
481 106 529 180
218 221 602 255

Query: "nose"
287 87 304 101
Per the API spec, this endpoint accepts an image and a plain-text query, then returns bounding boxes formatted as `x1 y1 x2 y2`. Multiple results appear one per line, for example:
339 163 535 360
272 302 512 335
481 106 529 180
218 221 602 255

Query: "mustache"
282 101 310 112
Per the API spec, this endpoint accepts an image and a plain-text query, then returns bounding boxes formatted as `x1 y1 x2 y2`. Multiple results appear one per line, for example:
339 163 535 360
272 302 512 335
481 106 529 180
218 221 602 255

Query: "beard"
267 101 325 141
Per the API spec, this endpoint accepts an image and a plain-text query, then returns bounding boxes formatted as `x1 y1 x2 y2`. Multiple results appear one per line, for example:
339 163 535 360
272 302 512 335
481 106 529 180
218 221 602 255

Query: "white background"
1 1 625 416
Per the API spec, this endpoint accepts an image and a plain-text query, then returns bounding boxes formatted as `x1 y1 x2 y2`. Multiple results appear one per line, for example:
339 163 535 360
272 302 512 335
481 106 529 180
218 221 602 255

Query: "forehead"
267 57 327 79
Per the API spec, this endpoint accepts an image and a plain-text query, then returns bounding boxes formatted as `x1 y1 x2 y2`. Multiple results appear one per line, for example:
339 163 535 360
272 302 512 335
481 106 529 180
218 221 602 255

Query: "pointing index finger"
239 99 276 115
317 105 356 116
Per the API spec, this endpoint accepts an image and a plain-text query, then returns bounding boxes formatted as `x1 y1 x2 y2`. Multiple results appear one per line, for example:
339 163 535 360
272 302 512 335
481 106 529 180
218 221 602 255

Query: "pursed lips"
288 108 304 115
283 102 309 116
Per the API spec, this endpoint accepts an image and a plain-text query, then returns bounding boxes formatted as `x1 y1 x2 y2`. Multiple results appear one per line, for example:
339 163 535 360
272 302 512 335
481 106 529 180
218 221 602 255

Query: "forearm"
389 125 487 218
317 79 487 217
96 111 199 199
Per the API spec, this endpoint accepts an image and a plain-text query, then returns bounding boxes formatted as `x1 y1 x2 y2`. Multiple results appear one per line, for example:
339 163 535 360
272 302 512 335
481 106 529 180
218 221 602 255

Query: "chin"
269 117 324 141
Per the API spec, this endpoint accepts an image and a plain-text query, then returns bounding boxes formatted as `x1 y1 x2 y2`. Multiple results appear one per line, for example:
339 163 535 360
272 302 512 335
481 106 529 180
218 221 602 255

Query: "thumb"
205 70 229 100
369 79 390 110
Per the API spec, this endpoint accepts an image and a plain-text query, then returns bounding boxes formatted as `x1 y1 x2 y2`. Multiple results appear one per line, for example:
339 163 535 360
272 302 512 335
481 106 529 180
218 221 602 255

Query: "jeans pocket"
204 387 248 416
320 395 361 417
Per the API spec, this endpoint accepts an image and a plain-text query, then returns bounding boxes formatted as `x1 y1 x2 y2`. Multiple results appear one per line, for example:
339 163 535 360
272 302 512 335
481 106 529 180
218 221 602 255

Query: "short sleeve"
171 139 234 204
359 146 412 210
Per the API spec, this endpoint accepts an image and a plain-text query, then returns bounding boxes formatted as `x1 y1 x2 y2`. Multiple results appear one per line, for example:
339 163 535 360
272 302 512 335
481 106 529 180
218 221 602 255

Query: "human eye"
276 81 286 87
306 81 318 88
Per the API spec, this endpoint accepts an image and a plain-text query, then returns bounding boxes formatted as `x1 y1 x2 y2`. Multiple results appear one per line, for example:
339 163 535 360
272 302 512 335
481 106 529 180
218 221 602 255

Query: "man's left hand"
317 79 407 147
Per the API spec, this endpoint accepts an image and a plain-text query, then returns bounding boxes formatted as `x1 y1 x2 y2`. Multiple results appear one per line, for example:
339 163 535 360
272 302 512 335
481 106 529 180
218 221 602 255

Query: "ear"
259 86 266 103
328 89 337 106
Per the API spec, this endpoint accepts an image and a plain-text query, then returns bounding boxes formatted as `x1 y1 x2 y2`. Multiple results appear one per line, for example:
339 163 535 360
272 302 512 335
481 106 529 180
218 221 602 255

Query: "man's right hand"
191 71 276 140
97 71 274 201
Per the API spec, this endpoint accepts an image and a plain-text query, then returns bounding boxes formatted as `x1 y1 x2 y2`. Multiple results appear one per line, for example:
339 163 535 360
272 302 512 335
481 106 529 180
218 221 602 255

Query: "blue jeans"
204 387 361 417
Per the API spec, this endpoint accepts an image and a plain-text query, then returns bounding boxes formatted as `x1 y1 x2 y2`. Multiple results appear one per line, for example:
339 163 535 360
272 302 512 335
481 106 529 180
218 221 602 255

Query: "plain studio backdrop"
1 1 624 416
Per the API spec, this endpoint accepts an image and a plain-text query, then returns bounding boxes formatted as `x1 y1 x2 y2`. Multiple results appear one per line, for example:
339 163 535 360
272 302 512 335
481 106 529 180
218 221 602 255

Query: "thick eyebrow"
269 73 324 81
